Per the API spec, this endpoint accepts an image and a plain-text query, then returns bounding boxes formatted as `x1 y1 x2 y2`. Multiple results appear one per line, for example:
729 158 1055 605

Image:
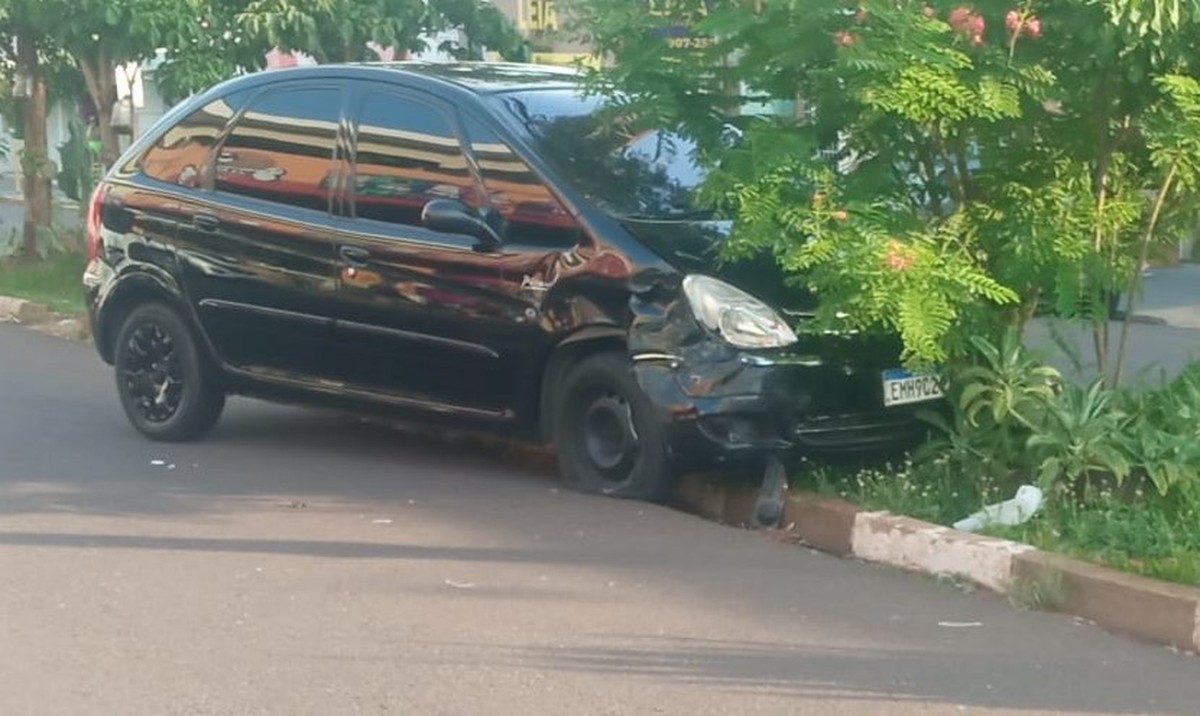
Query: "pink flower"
834 30 858 46
948 6 985 44
1005 9 1041 40
831 210 849 221
948 6 972 31
884 241 915 272
1005 9 1021 32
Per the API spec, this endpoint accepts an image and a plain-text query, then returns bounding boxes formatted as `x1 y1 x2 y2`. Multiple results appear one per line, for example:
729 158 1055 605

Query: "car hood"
619 217 906 365
618 217 817 313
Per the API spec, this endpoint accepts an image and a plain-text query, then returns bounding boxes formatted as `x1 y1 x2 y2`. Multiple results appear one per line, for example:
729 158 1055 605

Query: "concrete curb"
0 295 89 341
672 475 1200 653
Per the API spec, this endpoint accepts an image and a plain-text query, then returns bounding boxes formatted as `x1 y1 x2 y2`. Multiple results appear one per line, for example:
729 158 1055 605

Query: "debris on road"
444 579 475 589
953 485 1043 532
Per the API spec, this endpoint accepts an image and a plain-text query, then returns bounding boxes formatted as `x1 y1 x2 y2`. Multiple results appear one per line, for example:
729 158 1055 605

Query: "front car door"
454 112 601 416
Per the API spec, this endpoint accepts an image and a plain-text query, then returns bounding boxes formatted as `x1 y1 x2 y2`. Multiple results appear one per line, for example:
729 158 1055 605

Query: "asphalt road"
0 324 1196 716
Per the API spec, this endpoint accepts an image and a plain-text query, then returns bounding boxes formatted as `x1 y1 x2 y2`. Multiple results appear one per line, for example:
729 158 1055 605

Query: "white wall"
0 99 69 198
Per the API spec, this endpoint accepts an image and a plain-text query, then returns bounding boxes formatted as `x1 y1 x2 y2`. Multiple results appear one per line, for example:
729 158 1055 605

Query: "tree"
569 0 1200 377
155 0 267 105
237 0 529 64
238 0 431 63
434 0 530 61
0 0 247 257
0 0 59 259
49 0 221 167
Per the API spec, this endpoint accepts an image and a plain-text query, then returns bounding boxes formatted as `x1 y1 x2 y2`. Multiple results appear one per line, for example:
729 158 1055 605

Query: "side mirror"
421 199 503 250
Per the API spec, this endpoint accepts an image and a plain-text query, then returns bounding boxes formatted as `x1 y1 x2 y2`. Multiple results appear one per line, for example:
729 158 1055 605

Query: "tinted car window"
351 91 480 227
139 93 248 188
488 89 708 220
461 115 580 248
214 87 341 212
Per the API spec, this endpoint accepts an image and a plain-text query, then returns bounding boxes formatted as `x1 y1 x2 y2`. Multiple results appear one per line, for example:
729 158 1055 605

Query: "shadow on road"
0 394 560 519
358 635 1195 715
0 529 568 564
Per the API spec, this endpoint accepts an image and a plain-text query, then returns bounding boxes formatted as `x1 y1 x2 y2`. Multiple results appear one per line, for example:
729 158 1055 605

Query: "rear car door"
324 85 528 417
177 84 347 382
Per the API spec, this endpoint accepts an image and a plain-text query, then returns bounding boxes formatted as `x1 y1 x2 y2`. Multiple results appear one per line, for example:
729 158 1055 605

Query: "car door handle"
338 245 371 267
193 212 219 232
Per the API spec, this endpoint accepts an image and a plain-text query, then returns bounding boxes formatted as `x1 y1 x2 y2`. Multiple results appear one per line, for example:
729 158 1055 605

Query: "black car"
84 62 941 503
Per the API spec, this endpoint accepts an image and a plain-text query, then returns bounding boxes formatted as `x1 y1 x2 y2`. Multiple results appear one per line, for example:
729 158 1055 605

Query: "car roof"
360 61 585 93
207 61 585 100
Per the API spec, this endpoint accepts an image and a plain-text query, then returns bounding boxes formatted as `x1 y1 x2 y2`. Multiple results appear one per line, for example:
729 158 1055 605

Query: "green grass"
988 492 1200 586
794 454 1014 527
0 250 86 314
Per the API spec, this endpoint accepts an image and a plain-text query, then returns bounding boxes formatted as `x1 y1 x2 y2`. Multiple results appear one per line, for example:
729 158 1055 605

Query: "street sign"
525 0 559 31
647 0 717 49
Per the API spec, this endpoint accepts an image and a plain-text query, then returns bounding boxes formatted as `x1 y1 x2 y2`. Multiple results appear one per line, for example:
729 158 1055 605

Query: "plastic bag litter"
953 485 1043 533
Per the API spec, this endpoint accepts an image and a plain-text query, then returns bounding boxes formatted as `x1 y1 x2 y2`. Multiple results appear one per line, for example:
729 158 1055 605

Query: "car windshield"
488 88 709 220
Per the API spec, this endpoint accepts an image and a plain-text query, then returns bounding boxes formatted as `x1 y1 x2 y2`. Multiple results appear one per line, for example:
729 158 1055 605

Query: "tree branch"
930 124 964 207
1113 163 1177 385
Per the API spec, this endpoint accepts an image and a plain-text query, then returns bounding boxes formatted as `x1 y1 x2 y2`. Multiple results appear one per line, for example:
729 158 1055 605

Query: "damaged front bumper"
624 272 942 471
632 350 934 471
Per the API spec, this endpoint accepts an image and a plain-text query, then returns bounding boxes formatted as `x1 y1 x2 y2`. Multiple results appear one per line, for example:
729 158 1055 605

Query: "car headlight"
681 275 798 349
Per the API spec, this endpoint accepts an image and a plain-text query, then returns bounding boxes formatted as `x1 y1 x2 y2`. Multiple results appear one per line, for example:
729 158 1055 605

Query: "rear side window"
140 95 243 188
350 91 481 227
214 87 342 212
461 115 579 247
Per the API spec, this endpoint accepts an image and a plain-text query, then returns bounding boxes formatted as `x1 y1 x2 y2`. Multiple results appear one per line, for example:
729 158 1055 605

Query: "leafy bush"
573 0 1200 373
1028 379 1131 496
924 333 1200 500
57 116 96 203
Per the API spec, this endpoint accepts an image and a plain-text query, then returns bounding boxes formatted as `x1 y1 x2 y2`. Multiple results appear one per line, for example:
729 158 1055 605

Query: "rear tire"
551 352 673 501
113 302 225 442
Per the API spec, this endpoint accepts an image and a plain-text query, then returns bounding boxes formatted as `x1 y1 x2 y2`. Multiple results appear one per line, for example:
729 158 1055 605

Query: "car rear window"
138 90 250 188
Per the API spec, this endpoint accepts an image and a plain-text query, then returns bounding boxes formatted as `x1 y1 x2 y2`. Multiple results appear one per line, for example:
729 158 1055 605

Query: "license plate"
881 368 944 407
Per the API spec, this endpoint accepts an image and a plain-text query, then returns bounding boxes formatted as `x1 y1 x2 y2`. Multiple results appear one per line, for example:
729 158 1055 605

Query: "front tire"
551 352 673 501
113 302 225 442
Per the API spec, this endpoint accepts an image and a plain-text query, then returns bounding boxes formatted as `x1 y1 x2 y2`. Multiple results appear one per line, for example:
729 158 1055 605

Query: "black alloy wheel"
114 303 225 441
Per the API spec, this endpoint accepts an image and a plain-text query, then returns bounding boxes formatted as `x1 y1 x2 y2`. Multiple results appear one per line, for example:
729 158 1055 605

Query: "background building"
491 0 598 67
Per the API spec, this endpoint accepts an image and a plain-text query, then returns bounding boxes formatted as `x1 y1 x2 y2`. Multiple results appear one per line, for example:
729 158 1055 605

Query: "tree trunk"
17 28 51 261
79 54 120 169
